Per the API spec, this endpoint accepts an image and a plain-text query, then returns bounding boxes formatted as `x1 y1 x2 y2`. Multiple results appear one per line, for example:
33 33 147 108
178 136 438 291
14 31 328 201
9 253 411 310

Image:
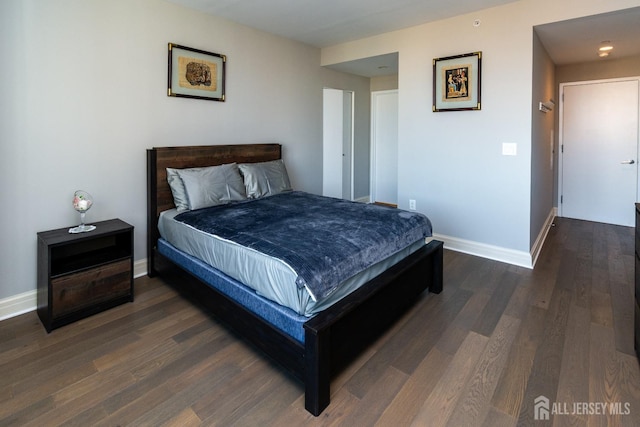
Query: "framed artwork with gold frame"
433 51 481 112
168 43 226 101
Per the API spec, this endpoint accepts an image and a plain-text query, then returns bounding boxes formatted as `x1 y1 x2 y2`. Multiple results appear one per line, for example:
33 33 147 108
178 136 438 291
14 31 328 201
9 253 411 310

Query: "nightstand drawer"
51 259 131 318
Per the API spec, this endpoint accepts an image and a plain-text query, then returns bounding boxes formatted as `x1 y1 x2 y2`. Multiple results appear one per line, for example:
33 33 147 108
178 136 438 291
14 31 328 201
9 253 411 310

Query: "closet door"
371 90 398 205
323 88 353 199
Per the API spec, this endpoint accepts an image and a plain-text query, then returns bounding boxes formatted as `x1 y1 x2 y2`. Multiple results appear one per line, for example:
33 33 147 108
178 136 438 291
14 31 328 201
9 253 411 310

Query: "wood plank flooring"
1 217 640 426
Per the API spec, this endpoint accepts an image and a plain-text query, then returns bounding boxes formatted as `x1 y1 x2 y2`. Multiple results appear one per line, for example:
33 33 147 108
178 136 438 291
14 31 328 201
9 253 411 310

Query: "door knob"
621 160 635 164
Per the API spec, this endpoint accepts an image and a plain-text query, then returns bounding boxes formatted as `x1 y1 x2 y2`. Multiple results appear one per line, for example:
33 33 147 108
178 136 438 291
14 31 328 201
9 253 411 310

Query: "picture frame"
433 52 481 112
168 43 226 101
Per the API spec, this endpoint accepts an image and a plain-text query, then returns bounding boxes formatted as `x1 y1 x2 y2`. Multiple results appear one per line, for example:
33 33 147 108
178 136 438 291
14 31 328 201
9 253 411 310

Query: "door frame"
558 76 640 219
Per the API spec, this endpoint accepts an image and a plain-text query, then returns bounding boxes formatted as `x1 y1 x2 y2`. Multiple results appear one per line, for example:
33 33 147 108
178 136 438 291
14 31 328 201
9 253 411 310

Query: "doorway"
323 88 354 200
559 78 640 226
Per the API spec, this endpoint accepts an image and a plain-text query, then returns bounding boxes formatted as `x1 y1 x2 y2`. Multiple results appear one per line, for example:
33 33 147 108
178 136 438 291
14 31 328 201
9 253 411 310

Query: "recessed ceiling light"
597 41 613 58
599 41 613 52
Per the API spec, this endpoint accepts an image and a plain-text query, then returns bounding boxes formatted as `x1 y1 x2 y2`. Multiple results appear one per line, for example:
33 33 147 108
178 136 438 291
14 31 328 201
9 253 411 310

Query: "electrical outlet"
502 142 517 156
409 199 416 210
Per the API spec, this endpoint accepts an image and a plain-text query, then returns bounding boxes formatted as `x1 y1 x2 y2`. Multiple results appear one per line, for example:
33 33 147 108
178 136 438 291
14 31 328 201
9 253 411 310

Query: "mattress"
159 207 426 316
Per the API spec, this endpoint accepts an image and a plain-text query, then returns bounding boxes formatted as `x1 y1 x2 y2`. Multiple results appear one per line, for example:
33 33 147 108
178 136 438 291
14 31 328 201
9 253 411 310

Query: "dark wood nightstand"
37 218 134 332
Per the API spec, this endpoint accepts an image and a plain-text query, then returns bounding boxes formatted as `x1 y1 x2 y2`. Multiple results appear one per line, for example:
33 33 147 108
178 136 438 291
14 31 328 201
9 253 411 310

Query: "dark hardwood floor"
1 217 639 426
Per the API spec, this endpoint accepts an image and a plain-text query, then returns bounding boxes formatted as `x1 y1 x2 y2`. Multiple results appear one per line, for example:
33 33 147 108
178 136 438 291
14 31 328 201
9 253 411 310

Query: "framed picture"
168 43 226 101
433 51 481 112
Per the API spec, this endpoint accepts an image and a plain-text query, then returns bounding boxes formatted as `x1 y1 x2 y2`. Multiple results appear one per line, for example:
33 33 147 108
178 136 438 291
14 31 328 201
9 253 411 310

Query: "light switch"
502 143 517 156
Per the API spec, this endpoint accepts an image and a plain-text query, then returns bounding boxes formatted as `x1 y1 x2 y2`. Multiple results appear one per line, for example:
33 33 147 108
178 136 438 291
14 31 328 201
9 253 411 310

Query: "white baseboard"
134 259 148 278
433 233 534 269
0 259 149 322
354 195 371 203
433 208 557 269
0 290 37 322
530 208 557 267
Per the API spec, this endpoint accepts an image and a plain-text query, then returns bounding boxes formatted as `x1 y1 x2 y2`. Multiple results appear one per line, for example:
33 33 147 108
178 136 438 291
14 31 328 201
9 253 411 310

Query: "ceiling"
167 0 520 48
167 1 640 76
535 7 640 66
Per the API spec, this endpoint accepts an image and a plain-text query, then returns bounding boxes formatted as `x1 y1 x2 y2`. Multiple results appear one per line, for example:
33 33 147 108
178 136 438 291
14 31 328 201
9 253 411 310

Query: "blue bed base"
158 238 307 343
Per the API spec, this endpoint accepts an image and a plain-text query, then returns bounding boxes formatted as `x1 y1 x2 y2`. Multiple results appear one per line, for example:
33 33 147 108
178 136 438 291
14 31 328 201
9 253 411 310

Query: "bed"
147 144 443 416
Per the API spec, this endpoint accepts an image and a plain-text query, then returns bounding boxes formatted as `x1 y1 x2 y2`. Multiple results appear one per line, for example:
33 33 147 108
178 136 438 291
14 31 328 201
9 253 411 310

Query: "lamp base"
68 224 97 234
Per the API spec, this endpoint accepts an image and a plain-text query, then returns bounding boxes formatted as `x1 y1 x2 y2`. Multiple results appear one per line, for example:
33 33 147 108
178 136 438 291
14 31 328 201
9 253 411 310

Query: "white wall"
0 0 369 307
321 0 640 264
530 31 556 252
371 74 398 92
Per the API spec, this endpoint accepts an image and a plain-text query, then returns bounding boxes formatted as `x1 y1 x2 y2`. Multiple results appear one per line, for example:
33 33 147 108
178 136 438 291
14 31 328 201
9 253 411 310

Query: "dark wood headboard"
146 144 282 275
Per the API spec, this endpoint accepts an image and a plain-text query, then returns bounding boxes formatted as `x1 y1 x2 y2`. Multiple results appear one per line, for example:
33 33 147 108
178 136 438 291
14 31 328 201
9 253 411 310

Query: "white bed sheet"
158 208 425 316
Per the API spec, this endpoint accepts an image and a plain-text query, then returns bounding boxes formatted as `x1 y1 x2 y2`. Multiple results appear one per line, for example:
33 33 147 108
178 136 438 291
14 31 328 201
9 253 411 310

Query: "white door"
323 88 353 199
342 91 353 199
560 79 639 226
371 90 398 205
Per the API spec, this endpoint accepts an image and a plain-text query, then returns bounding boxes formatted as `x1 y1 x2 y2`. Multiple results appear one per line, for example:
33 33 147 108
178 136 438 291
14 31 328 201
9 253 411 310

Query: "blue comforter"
174 191 432 301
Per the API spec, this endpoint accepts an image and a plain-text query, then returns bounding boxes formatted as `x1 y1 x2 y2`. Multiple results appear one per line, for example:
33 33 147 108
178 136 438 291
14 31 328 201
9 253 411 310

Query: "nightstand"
37 218 134 332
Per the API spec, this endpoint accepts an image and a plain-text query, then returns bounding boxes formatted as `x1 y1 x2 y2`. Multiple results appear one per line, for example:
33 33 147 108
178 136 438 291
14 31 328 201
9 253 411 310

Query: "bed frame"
147 144 443 416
